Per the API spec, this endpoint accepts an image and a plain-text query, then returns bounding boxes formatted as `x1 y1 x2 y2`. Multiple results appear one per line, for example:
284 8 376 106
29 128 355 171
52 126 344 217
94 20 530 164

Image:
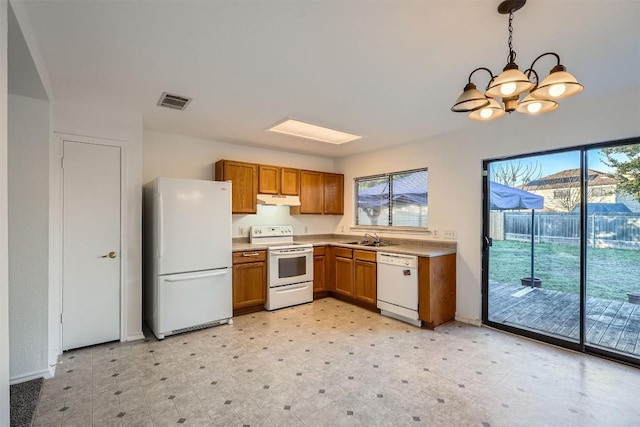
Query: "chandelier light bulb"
480 108 493 119
548 83 566 98
500 82 517 96
527 102 542 113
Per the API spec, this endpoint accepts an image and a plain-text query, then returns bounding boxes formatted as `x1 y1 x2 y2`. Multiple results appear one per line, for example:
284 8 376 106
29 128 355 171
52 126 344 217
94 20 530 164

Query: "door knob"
101 251 117 259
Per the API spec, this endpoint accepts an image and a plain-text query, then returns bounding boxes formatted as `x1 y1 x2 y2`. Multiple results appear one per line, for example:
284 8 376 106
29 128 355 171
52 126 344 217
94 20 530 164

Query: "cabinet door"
334 257 353 296
299 170 324 214
354 260 377 305
281 168 300 195
313 255 326 293
215 160 258 214
259 165 280 194
323 173 344 215
232 261 266 309
418 254 456 328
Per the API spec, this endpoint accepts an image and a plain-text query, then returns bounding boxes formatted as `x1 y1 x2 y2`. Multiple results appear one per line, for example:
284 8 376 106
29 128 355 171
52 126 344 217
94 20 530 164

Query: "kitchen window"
355 168 428 228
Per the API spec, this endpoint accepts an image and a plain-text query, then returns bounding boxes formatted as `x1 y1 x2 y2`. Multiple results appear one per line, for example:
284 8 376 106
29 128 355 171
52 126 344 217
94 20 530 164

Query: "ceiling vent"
157 92 192 111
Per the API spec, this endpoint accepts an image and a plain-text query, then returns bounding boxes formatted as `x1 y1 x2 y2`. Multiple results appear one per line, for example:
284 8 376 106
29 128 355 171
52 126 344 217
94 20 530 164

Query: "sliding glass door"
485 151 581 343
483 138 640 365
585 144 640 359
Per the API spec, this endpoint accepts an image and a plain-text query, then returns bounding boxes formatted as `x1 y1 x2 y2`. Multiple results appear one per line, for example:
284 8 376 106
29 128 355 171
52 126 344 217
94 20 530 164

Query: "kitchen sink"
340 240 395 247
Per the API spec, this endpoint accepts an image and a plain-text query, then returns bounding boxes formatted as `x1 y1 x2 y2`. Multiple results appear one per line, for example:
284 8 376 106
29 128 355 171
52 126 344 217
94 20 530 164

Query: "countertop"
232 234 456 258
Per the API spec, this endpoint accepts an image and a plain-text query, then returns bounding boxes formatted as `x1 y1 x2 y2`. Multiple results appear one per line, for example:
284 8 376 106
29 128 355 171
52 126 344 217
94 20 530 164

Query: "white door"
63 140 121 350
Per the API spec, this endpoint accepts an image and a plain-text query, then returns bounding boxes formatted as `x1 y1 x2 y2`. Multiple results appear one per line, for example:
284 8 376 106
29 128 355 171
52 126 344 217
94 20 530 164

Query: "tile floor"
33 298 640 426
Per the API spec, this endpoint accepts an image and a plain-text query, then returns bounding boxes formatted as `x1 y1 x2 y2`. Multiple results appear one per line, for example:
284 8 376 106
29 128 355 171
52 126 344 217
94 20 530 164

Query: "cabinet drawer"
354 249 376 262
333 247 353 259
233 250 267 264
314 246 326 256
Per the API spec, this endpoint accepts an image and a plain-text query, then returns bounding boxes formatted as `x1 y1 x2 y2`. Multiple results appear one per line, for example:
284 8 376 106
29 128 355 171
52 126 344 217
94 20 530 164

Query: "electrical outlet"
432 230 439 238
239 227 244 236
304 226 308 234
341 225 345 233
443 230 457 239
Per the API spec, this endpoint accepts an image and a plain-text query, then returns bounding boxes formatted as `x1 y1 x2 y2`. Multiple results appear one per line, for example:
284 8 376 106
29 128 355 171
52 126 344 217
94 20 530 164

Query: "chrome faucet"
364 232 380 244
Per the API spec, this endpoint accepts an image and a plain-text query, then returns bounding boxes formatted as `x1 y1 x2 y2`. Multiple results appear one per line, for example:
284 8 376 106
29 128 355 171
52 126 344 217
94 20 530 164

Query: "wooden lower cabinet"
334 258 353 296
354 256 376 305
313 246 326 294
334 248 354 297
232 250 267 313
418 254 456 329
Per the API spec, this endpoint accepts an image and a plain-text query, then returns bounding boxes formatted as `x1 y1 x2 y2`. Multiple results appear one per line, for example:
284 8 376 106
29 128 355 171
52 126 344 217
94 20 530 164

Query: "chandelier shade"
531 66 584 100
468 98 506 121
485 66 534 98
450 0 582 122
451 83 490 112
516 94 558 114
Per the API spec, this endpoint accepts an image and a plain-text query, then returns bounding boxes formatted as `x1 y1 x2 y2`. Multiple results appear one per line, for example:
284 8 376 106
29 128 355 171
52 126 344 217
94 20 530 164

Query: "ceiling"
18 0 640 158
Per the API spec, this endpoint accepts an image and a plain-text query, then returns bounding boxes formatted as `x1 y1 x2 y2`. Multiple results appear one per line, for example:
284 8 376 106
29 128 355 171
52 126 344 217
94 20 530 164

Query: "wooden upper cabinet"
214 160 258 214
258 165 280 194
299 170 324 214
324 173 344 215
280 168 300 195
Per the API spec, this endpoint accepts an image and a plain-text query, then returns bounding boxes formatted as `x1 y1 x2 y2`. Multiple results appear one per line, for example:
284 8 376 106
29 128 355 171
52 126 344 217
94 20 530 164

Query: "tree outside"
602 144 640 203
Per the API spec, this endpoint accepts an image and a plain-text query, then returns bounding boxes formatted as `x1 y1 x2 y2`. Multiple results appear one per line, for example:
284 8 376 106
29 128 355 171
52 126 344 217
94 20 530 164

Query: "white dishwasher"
377 252 421 327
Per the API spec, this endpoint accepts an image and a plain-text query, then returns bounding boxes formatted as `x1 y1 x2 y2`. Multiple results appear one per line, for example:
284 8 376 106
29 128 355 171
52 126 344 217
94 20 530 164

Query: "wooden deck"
488 282 640 358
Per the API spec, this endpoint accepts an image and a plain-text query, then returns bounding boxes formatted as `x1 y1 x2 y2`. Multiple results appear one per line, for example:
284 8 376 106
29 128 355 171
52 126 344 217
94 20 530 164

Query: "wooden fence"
490 211 640 250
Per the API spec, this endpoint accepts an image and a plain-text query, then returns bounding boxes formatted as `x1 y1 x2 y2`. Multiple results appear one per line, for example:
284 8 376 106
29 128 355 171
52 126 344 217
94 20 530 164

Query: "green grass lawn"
489 239 640 301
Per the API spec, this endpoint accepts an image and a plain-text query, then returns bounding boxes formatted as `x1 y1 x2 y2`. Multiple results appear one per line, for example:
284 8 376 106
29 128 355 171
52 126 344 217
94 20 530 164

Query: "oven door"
268 248 314 287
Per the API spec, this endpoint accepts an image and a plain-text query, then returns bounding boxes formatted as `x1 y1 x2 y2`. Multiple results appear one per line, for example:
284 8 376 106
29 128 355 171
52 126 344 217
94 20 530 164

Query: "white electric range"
249 225 314 310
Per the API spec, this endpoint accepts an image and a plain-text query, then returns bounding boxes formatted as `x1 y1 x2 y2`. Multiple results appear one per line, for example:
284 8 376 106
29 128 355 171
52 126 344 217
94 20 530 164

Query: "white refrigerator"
145 177 232 339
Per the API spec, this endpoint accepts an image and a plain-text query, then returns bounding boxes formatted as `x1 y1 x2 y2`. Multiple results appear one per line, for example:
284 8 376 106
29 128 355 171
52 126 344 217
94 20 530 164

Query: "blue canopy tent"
357 173 428 208
490 181 544 210
490 181 544 287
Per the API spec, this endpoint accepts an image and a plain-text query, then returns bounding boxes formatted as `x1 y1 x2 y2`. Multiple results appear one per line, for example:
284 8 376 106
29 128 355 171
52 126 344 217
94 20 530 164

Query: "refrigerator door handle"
158 193 164 258
164 269 230 283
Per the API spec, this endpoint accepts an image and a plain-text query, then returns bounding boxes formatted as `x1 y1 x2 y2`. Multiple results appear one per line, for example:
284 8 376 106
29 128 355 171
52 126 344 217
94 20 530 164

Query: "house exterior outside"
522 169 618 212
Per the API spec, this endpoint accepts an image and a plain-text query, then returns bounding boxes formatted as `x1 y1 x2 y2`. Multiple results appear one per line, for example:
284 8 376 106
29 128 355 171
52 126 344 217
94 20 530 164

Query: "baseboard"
10 368 51 385
454 315 482 327
126 331 146 342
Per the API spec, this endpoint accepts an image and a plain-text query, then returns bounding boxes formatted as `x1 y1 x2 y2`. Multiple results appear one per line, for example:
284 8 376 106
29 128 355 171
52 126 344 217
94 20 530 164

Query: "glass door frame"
481 136 640 368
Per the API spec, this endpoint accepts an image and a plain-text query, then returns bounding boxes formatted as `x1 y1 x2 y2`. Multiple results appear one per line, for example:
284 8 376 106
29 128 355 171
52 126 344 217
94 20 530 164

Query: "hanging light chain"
507 9 516 64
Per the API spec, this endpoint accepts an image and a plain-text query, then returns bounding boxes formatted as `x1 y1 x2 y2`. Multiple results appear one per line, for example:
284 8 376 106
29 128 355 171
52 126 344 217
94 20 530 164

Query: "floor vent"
170 319 231 336
157 92 192 111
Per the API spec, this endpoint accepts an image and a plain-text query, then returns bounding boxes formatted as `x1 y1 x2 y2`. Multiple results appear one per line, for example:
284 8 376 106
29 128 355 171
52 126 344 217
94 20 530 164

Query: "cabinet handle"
242 252 261 257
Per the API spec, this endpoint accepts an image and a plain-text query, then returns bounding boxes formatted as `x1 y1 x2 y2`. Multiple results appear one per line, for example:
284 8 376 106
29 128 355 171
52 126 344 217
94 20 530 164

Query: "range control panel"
250 225 294 239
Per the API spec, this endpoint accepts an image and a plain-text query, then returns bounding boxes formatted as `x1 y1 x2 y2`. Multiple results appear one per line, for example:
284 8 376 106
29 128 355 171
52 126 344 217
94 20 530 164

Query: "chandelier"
451 0 583 121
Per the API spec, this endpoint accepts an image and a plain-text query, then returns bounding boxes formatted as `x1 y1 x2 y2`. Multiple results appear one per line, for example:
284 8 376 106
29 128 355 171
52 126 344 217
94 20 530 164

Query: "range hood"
257 194 301 206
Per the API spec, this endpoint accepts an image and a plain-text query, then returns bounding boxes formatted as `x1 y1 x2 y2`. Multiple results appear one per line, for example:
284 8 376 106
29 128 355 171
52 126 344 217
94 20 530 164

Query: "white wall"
8 94 50 382
54 101 144 342
336 89 640 324
0 0 10 422
143 130 340 237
